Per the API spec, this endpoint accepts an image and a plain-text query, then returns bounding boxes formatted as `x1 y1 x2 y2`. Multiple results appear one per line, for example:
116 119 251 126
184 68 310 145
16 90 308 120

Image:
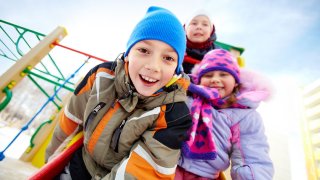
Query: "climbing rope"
0 57 89 161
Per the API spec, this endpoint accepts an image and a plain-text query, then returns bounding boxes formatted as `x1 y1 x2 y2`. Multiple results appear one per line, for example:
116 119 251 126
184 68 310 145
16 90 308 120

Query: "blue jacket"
178 69 274 179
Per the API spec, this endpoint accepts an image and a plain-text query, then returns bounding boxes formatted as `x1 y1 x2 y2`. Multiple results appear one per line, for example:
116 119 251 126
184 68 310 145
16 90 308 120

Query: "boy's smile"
140 74 158 85
126 40 178 96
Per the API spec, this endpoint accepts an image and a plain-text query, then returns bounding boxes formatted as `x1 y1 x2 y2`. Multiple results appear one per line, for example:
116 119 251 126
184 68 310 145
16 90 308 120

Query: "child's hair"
192 49 241 107
124 6 186 74
220 84 241 108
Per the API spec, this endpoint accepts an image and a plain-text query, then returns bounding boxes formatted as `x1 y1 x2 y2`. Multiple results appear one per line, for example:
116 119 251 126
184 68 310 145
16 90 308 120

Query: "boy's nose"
144 57 160 72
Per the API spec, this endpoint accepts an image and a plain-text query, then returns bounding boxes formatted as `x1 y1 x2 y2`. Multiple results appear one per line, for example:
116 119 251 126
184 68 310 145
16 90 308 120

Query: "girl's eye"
163 56 175 62
203 74 213 78
138 48 149 54
220 72 229 77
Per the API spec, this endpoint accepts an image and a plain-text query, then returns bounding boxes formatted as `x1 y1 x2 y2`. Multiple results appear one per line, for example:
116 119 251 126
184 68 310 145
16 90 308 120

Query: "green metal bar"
0 44 18 62
0 25 20 48
28 119 53 149
2 20 68 85
53 85 62 102
0 19 45 37
0 27 19 60
15 28 33 50
35 33 65 80
47 53 65 80
25 70 74 92
31 68 74 86
0 54 16 62
14 28 51 75
27 74 61 109
14 28 26 57
0 87 12 111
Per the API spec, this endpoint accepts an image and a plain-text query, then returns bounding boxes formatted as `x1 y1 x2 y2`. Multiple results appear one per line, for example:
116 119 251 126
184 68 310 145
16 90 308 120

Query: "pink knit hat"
192 49 240 84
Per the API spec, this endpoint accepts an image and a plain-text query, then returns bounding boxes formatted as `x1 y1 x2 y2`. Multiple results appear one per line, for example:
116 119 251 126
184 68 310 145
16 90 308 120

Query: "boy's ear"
124 56 129 62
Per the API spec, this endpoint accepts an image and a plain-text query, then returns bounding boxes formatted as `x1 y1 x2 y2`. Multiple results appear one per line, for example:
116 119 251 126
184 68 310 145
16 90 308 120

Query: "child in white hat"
183 9 221 74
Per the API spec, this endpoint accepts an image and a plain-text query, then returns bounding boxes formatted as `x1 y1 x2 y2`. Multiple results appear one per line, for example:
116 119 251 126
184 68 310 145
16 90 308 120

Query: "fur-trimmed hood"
237 68 274 108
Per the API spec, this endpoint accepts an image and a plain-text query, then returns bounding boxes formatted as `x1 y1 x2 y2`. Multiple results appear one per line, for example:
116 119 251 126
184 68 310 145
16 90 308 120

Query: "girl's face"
200 70 238 98
126 40 178 96
186 15 212 43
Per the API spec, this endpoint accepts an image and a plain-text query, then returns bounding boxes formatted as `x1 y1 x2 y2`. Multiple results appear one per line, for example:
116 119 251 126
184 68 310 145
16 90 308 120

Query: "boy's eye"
163 56 175 62
138 48 149 54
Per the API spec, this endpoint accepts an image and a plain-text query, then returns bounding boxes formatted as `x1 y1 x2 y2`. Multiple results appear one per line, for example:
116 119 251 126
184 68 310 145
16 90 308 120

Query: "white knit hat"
184 9 213 27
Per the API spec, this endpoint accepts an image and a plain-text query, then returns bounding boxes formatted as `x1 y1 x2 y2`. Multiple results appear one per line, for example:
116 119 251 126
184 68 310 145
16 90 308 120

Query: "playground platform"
0 157 38 180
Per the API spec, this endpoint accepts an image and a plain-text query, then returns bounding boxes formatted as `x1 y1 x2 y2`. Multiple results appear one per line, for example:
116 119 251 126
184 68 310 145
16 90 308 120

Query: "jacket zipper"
110 119 127 153
84 102 106 130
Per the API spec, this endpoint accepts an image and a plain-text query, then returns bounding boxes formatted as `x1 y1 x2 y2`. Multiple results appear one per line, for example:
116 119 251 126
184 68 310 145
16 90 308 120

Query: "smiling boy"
45 6 192 180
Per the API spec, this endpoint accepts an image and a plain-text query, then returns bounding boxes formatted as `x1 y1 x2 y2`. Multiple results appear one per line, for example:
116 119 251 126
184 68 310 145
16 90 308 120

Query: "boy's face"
186 15 212 43
126 40 178 96
200 70 238 98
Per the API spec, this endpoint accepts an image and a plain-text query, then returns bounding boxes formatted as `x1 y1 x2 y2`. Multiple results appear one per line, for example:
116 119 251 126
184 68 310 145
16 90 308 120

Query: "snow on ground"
0 122 39 179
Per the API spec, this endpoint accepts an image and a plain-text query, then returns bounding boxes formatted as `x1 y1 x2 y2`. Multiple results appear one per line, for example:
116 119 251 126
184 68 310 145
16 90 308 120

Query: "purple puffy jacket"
178 69 274 180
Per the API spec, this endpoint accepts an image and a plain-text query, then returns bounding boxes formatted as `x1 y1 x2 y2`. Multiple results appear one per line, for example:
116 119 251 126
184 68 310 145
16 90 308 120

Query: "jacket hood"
236 68 274 108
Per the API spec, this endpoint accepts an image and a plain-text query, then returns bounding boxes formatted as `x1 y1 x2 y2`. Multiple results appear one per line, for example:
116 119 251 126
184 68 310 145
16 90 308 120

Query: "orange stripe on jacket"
153 106 167 132
77 68 114 95
126 151 175 180
176 77 190 91
98 68 114 76
87 103 120 154
59 111 78 136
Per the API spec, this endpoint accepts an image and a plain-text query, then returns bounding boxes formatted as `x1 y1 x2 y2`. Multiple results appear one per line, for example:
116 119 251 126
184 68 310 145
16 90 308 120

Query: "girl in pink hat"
176 49 274 180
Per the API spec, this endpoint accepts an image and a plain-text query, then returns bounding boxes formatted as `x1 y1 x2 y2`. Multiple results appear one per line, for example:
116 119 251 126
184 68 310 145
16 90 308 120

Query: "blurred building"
302 79 320 179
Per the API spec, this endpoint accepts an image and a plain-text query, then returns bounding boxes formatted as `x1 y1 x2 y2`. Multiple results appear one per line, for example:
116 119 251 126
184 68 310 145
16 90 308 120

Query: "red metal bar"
28 136 84 180
52 42 108 62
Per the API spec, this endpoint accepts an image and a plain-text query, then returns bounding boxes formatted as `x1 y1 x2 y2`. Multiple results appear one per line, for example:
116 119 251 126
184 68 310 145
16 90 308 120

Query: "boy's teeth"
141 75 156 82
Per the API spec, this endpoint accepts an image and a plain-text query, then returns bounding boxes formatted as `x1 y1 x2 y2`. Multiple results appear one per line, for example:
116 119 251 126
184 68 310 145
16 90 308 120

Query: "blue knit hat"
124 6 186 74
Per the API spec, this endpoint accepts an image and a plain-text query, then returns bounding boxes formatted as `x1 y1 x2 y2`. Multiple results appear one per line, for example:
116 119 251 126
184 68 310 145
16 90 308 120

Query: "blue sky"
1 0 320 86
